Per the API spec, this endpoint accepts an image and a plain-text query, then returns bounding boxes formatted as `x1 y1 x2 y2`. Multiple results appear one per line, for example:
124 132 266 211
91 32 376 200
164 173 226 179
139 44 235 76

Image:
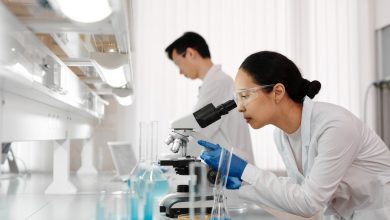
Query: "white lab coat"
239 97 390 219
187 64 254 163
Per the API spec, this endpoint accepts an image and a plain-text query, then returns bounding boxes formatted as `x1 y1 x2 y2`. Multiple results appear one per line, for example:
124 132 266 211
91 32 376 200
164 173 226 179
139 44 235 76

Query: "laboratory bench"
0 172 277 220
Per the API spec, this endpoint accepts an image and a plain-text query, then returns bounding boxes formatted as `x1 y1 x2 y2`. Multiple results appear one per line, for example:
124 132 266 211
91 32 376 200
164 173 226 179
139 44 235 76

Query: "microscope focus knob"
177 184 189 193
165 135 174 145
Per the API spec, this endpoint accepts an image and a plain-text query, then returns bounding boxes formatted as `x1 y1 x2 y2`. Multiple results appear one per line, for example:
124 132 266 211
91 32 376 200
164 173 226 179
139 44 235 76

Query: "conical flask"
211 191 230 220
139 121 169 198
210 147 232 220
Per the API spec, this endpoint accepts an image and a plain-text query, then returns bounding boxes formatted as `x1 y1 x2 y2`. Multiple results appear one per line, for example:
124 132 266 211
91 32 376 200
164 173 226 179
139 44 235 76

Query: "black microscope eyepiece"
193 99 237 128
216 99 236 115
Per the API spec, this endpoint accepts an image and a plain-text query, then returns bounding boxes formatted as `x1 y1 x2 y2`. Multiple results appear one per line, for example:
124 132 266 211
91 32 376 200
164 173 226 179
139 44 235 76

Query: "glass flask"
210 190 230 220
139 121 170 198
130 121 169 219
143 180 155 220
139 161 170 197
127 179 138 220
129 121 151 198
210 148 233 220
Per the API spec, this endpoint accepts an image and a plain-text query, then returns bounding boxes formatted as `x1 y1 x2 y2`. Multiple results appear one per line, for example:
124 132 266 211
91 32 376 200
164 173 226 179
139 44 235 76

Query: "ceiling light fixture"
90 52 128 88
112 87 133 106
52 0 112 23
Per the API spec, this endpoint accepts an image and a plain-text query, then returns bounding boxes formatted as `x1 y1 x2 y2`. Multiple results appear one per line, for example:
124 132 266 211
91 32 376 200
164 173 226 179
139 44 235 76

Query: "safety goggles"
235 84 275 106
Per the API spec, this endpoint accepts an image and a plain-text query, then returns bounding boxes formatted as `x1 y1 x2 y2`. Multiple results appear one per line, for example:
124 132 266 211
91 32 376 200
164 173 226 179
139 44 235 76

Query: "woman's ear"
273 83 285 104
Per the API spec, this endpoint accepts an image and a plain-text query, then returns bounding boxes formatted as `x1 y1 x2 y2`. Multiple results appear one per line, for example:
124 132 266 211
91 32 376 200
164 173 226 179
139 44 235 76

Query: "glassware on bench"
210 147 233 220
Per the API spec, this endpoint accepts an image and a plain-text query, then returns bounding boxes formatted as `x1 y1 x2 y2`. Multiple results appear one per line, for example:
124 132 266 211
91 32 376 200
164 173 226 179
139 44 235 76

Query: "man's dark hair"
165 32 211 60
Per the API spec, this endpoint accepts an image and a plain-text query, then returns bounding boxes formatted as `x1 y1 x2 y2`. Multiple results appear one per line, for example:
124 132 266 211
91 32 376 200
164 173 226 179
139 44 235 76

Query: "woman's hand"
198 140 248 180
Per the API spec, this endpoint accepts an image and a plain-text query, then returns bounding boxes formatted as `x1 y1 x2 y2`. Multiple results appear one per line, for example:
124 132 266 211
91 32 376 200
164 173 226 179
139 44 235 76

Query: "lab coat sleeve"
239 121 360 217
193 80 233 140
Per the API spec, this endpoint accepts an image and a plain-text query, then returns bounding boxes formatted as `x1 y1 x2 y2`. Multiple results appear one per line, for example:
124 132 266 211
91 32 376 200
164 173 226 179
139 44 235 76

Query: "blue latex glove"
198 140 248 180
226 176 242 189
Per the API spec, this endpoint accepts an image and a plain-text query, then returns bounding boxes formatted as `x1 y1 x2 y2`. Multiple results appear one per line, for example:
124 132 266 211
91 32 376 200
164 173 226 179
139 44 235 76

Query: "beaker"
94 191 130 220
210 147 233 220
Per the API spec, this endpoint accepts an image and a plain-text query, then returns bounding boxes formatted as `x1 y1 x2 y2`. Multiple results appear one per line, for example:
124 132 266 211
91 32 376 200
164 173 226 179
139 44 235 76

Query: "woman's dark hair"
165 32 211 60
239 51 321 103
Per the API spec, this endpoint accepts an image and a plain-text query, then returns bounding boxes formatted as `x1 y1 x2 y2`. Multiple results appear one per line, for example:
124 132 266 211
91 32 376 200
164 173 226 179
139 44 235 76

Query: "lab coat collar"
301 97 314 175
280 97 313 182
202 64 221 84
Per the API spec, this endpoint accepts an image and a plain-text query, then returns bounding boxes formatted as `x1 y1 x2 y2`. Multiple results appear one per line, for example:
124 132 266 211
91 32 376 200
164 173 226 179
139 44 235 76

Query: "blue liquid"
144 191 154 220
135 179 145 198
211 218 231 220
95 201 105 220
152 179 170 197
132 165 147 198
138 165 170 198
130 196 138 220
137 179 169 198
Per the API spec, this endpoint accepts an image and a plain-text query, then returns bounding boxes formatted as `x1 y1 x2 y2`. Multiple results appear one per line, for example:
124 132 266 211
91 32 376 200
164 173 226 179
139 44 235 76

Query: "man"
165 32 254 164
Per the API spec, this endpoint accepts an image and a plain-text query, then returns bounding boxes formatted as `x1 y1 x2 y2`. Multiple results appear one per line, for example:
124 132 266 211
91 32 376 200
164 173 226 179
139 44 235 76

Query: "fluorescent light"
96 65 127 88
114 94 133 106
90 52 128 88
54 0 112 23
7 62 33 82
113 87 133 106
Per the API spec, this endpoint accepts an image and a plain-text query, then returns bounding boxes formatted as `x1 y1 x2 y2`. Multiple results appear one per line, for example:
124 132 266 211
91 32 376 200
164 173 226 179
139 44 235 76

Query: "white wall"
375 0 390 29
112 0 377 171
8 0 378 173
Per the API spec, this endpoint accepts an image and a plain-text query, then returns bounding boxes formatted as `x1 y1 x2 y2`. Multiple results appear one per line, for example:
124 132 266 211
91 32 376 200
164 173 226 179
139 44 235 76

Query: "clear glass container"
128 121 169 219
210 148 233 220
138 121 169 199
210 191 230 220
189 162 209 220
94 191 130 220
129 121 150 198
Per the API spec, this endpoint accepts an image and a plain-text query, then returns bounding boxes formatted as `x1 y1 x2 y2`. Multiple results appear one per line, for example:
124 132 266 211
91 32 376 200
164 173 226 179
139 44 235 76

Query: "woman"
198 51 390 219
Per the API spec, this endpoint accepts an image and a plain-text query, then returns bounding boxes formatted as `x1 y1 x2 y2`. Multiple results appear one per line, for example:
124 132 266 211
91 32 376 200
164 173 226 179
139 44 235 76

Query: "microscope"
159 99 237 218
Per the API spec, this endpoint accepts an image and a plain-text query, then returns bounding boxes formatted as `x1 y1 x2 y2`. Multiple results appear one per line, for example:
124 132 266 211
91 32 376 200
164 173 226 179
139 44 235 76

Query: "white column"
76 138 98 175
45 139 77 194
